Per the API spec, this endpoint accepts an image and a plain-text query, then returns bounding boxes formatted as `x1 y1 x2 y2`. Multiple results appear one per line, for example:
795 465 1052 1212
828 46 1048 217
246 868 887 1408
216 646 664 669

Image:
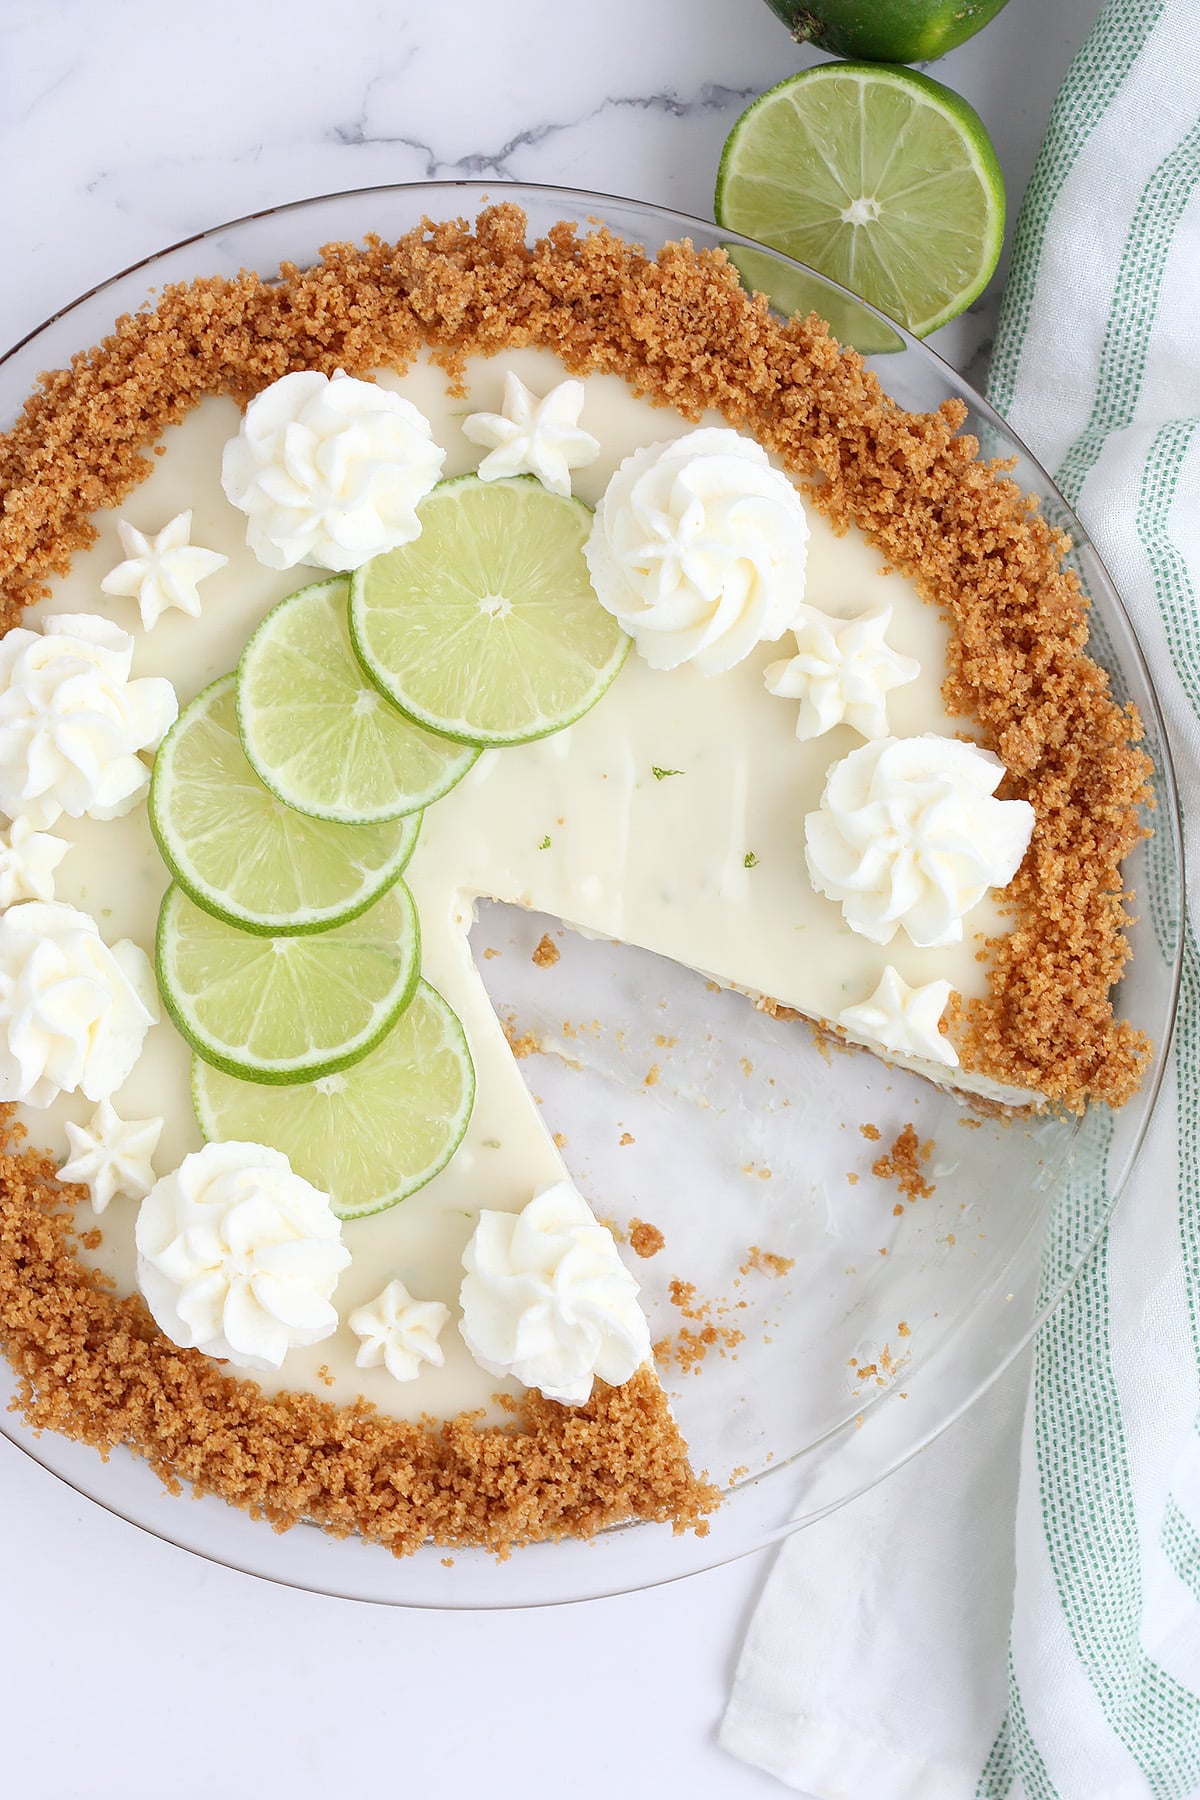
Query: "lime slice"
157 880 421 1084
150 676 420 934
237 578 478 823
349 475 630 746
192 980 475 1219
715 63 1005 339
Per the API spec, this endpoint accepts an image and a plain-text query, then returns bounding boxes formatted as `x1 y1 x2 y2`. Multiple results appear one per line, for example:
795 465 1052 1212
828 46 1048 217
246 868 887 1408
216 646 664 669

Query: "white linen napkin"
722 3 1200 1792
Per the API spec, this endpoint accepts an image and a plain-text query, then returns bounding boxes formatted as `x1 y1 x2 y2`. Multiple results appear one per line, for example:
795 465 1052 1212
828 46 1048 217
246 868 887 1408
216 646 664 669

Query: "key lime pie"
0 206 1151 1556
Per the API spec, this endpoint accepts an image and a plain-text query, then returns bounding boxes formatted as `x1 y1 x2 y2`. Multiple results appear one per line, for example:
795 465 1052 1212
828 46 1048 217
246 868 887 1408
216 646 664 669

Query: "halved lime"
157 880 420 1084
715 63 1005 339
150 676 420 934
192 980 475 1219
349 475 630 746
237 578 478 823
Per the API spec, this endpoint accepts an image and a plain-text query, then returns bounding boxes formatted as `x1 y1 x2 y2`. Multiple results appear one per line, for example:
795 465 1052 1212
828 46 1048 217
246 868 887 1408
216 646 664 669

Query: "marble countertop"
0 1 1105 1793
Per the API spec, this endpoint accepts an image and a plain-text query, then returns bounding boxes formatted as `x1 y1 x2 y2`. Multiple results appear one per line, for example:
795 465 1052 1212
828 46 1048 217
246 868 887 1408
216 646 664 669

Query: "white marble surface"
0 1 1105 1794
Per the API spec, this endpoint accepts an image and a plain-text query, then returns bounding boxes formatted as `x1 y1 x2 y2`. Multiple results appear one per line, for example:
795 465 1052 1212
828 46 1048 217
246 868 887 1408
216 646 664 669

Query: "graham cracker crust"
0 203 1153 1550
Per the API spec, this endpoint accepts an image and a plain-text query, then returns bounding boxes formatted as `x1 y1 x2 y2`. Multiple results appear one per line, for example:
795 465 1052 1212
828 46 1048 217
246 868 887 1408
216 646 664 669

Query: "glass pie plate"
0 181 1183 1608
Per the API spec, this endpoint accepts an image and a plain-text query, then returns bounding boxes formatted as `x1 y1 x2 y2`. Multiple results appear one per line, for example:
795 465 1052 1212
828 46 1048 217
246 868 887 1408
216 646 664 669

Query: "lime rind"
714 62 1005 340
156 879 422 1085
348 475 631 748
764 0 1012 65
150 675 421 936
237 577 479 824
191 979 476 1219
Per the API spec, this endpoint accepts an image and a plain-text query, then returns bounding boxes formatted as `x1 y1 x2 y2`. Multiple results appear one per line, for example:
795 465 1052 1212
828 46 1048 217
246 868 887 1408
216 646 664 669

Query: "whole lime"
760 0 1011 63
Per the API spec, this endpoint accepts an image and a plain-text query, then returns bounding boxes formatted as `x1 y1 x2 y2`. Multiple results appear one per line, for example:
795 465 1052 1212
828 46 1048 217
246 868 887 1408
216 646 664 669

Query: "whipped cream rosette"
584 427 809 675
221 369 445 571
136 1141 351 1373
805 734 1035 948
459 1182 652 1405
0 612 177 829
0 901 158 1109
59 1099 163 1214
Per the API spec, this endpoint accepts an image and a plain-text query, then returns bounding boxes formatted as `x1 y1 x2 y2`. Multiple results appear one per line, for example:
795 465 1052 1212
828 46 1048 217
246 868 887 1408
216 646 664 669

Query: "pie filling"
0 207 1152 1555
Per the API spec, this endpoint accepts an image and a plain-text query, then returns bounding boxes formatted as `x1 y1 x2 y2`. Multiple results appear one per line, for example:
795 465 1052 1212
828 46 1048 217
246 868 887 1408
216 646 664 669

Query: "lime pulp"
715 63 1005 339
156 880 421 1085
192 980 476 1219
349 475 630 747
150 675 420 934
237 577 478 824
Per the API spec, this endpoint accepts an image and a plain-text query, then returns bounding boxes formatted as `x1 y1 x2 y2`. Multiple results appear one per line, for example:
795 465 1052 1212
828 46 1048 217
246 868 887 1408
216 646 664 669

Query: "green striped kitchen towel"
721 3 1200 1793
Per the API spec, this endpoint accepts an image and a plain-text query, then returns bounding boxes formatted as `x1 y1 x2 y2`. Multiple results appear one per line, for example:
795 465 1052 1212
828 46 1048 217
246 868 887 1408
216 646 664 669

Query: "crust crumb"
503 1017 541 1060
531 934 560 968
669 1278 701 1318
741 1246 794 1278
755 996 802 1023
657 1276 745 1373
628 1219 665 1259
654 1324 745 1376
872 1123 936 1203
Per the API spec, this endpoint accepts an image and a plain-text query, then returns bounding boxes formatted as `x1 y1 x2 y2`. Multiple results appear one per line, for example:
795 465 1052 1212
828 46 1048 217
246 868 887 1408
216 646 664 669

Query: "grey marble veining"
0 0 1107 384
325 79 762 179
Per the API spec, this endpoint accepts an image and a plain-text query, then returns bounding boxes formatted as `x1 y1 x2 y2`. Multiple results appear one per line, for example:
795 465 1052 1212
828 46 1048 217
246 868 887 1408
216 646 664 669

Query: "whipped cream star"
839 966 958 1069
0 815 70 908
764 603 919 741
348 1279 450 1384
59 1099 163 1214
101 511 228 629
463 373 599 497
